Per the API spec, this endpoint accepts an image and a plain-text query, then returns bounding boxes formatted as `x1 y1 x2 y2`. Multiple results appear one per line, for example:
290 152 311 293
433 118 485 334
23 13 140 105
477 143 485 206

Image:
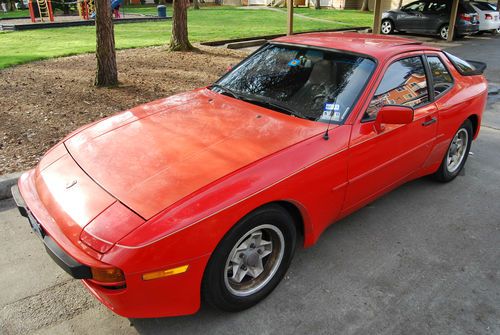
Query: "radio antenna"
323 98 337 141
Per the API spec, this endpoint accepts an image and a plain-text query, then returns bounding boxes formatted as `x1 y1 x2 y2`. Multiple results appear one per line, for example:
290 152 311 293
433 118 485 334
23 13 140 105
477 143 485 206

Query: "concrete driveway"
1 36 499 335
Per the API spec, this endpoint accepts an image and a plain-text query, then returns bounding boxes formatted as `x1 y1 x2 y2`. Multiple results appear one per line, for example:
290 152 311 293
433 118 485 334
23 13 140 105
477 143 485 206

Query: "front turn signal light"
91 267 125 283
142 265 189 281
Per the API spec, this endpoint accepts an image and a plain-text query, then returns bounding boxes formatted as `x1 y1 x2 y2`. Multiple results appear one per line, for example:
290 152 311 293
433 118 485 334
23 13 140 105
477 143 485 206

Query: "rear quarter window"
443 52 485 76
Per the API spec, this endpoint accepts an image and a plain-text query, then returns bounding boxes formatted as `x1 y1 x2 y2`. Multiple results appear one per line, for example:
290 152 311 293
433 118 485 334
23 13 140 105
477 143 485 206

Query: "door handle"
422 117 437 126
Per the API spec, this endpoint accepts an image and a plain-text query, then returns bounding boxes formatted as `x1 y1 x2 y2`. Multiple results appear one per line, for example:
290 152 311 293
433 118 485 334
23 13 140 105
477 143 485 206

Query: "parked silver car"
470 1 500 34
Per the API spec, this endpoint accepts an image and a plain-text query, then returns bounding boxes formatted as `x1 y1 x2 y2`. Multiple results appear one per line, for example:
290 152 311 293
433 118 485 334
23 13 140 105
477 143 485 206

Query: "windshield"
213 44 376 123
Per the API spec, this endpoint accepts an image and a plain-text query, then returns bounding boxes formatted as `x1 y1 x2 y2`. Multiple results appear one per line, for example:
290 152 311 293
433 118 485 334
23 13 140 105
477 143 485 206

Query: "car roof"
273 32 441 60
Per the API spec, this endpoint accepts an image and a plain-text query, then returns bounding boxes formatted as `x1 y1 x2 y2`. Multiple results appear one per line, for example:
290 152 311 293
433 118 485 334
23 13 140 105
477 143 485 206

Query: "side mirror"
374 105 414 133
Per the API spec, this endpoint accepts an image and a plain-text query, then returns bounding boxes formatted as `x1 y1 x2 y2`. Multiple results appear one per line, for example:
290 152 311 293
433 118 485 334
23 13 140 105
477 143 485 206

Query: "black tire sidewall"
202 205 297 312
435 120 473 182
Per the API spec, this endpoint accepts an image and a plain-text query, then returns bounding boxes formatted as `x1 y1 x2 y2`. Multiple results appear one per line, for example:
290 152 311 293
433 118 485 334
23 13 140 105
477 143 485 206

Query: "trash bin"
157 5 167 18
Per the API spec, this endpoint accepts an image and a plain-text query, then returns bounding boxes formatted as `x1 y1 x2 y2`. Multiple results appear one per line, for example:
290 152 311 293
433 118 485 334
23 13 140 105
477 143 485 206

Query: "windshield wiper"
211 84 312 121
239 96 312 121
210 84 241 100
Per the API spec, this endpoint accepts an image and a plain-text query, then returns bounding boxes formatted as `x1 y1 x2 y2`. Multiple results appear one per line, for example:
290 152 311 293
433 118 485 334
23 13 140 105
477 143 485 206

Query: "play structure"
28 0 55 22
27 0 123 22
77 0 124 20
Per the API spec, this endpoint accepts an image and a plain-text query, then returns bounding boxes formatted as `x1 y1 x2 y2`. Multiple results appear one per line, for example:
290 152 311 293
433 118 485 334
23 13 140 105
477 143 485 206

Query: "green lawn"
0 6 373 69
0 8 30 19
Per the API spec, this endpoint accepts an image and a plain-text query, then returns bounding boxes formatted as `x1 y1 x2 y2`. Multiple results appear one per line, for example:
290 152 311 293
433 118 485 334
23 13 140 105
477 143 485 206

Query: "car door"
396 1 428 31
341 53 438 214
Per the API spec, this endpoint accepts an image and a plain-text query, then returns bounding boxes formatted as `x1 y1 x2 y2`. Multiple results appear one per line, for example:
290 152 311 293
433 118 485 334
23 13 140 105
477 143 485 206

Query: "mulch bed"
0 45 247 174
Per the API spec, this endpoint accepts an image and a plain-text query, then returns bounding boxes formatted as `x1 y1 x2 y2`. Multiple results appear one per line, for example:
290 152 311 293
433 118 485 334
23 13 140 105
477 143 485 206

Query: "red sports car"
12 32 487 318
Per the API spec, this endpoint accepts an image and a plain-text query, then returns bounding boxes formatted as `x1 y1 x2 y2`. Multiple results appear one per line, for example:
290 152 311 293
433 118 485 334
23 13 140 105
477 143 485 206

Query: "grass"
0 8 30 19
0 6 373 69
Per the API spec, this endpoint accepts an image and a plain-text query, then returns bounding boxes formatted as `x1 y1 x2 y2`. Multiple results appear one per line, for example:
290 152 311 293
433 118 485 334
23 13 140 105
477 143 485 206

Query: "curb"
0 172 23 201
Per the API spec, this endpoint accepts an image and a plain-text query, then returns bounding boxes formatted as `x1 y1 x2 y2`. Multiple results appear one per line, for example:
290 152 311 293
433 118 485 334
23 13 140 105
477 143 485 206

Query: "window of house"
364 56 429 121
427 56 453 98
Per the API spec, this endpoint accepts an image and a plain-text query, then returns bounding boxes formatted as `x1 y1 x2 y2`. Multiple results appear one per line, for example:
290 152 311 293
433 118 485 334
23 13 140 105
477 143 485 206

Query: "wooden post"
447 0 459 42
287 0 293 35
372 0 382 34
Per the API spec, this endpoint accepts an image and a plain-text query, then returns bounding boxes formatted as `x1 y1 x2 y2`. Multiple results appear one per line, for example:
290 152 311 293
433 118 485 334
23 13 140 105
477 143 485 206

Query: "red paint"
17 33 487 318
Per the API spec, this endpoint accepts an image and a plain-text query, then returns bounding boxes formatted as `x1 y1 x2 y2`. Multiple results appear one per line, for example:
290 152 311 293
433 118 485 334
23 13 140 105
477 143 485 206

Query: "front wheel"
381 19 394 35
202 205 297 312
439 24 449 40
432 119 473 182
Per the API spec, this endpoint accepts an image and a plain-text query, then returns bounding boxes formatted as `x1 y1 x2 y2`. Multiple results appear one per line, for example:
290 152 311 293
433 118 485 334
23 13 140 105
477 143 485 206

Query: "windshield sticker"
322 103 341 121
288 59 301 67
324 103 340 112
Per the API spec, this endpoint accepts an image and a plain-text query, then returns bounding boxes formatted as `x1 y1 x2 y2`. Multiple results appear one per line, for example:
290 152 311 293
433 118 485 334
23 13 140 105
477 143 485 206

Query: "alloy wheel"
224 224 284 297
446 128 468 173
381 20 392 34
440 25 449 40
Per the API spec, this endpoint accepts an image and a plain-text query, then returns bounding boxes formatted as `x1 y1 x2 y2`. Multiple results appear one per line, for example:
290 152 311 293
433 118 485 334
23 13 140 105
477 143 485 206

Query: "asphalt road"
1 35 499 335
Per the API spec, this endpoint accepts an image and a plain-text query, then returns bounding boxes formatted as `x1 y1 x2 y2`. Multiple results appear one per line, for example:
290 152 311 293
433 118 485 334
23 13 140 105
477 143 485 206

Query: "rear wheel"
202 205 297 312
381 19 394 35
439 24 449 40
432 119 473 182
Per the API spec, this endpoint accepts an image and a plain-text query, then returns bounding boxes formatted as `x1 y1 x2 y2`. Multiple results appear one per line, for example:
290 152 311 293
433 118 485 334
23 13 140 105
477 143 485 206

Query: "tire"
491 29 498 36
439 24 449 40
381 19 394 35
432 119 473 182
202 204 297 312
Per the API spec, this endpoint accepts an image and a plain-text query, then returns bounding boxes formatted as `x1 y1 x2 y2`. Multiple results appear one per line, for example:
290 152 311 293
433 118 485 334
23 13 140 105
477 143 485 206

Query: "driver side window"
364 56 429 121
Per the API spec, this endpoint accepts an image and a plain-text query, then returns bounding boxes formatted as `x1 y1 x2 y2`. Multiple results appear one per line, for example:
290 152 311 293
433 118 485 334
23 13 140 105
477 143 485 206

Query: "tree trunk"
314 0 320 9
397 0 403 9
497 0 500 16
360 0 369 11
94 0 118 86
193 0 200 10
169 0 194 51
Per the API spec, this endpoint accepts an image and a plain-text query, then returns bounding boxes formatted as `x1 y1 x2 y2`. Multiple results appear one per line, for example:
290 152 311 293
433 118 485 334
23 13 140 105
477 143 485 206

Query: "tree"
94 0 118 86
193 0 200 10
397 0 403 9
360 0 369 11
314 0 320 10
169 0 194 51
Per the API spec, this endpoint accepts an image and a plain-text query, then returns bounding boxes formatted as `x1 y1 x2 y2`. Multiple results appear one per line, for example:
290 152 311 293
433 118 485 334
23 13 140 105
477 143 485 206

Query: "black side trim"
11 185 92 280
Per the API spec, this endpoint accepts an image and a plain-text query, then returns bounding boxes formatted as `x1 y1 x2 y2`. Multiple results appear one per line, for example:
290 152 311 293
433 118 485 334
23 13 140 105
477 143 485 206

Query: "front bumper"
12 185 92 279
14 170 208 318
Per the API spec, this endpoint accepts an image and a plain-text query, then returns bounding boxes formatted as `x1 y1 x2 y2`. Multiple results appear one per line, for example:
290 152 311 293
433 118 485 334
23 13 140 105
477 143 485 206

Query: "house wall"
313 0 412 11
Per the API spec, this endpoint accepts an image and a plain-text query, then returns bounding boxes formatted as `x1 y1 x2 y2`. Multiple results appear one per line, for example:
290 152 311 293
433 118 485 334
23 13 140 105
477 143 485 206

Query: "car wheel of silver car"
202 204 297 312
381 20 393 35
432 119 473 182
439 25 449 40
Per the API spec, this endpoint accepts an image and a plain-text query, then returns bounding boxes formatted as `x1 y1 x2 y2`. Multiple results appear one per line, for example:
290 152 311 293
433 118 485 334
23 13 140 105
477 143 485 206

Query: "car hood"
65 89 324 219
